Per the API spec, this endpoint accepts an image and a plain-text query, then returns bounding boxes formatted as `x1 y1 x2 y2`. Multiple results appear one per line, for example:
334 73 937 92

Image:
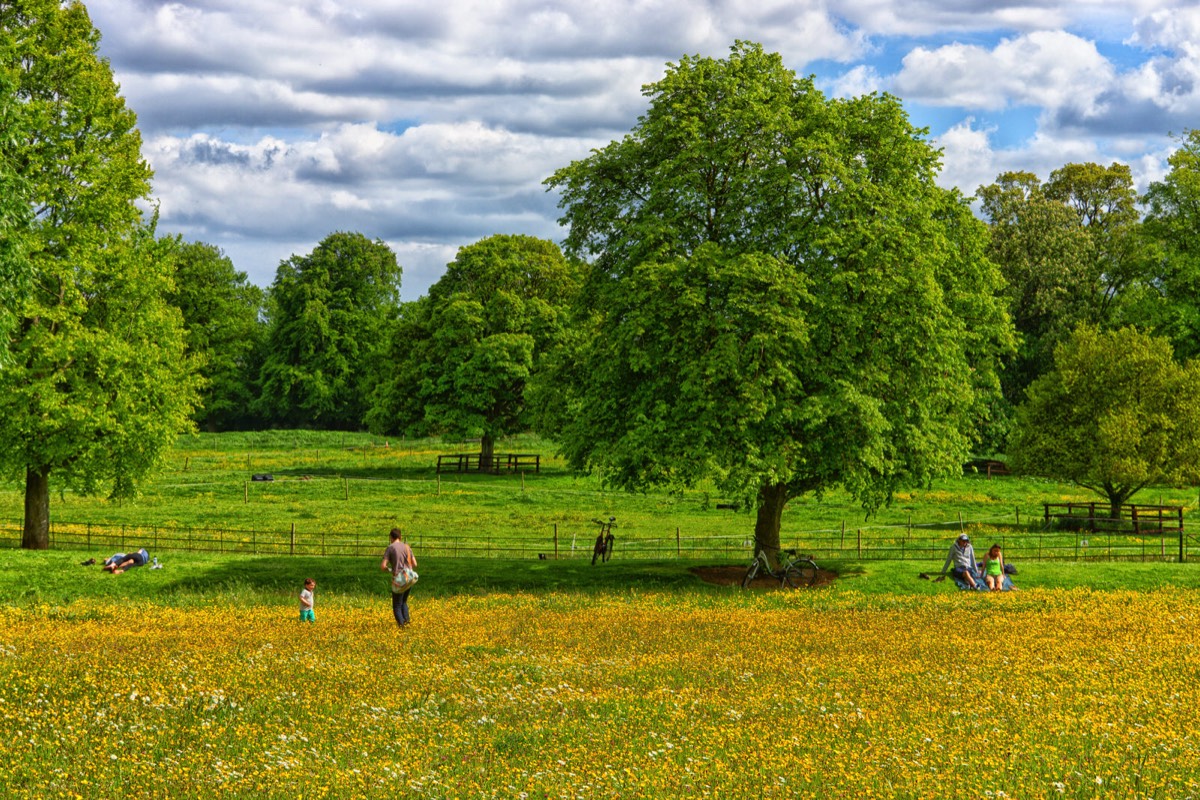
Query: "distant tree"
546 42 1012 556
258 231 401 430
1141 130 1200 358
370 235 578 466
1009 326 1200 517
167 239 266 430
0 0 200 549
977 163 1153 410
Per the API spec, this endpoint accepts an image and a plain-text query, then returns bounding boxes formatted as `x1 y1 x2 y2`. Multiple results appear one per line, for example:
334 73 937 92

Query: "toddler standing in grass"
299 578 316 622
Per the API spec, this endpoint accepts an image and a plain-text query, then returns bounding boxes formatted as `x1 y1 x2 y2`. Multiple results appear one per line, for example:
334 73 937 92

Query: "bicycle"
741 548 818 589
590 517 616 565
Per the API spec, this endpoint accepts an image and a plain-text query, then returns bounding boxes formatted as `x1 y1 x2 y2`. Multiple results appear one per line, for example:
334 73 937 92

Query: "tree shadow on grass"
157 554 727 600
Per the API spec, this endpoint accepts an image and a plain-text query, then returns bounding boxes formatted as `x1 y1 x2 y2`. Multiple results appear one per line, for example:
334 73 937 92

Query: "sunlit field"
3 589 1198 798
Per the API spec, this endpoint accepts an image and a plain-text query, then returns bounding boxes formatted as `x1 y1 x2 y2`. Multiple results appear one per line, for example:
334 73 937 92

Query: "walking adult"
935 533 980 589
381 528 418 627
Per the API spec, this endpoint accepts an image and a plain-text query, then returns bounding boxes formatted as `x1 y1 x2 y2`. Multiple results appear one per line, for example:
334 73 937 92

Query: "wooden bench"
436 453 540 474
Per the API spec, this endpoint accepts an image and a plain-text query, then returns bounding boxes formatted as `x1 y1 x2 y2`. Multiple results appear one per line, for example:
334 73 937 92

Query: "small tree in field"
1009 325 1200 517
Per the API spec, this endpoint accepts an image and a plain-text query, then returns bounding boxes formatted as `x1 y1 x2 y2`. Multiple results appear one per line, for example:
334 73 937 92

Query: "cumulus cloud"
74 0 1200 297
894 31 1115 111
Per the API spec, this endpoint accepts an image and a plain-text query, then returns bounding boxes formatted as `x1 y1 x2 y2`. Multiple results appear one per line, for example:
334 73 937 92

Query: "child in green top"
982 544 1005 591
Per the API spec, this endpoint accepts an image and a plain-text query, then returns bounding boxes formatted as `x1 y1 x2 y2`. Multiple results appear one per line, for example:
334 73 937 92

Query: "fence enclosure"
2 512 1196 563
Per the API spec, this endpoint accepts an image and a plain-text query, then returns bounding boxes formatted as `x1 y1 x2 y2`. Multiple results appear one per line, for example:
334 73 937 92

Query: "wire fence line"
1 516 1197 563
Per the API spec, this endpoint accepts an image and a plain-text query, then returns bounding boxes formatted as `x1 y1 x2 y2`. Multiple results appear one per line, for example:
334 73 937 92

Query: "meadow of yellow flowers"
1 589 1197 798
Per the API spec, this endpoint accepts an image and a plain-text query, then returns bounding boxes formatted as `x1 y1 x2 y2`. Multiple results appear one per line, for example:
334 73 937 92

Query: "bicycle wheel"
785 560 818 588
602 536 614 562
741 559 761 589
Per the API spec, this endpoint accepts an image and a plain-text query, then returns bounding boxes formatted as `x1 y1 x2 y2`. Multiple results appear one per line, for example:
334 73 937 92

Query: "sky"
85 0 1200 300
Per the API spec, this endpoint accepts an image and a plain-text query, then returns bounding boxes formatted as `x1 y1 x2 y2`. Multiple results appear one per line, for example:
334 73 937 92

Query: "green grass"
4 429 1200 563
6 548 1200 610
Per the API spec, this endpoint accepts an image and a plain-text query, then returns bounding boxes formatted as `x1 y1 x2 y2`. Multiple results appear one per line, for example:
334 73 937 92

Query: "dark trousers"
391 589 411 626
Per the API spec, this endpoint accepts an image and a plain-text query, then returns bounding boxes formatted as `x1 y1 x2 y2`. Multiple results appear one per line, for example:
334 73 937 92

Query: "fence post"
1181 526 1186 563
343 477 349 501
840 520 846 553
1015 506 1020 526
554 523 558 560
244 481 248 504
290 523 295 556
676 526 681 557
856 528 862 559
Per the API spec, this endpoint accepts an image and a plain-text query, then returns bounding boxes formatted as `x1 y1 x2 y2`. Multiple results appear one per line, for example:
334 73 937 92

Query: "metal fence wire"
1 515 1196 562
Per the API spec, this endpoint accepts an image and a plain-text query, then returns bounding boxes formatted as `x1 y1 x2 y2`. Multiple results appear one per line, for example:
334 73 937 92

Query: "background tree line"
7 10 1200 551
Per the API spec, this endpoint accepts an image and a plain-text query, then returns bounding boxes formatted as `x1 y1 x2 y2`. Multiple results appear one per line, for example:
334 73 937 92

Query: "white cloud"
73 0 1200 298
829 65 884 99
894 31 1115 111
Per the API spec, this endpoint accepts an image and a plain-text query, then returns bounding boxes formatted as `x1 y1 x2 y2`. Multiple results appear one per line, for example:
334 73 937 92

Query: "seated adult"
103 548 150 574
935 534 979 589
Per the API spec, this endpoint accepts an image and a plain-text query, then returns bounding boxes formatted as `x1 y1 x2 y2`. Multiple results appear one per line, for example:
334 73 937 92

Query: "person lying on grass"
102 548 151 574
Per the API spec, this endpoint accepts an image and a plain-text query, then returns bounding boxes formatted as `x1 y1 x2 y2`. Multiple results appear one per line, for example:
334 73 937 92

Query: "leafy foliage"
370 235 577 460
1141 130 1200 358
167 239 266 431
977 164 1155 413
546 42 1013 553
1008 325 1200 515
258 231 401 430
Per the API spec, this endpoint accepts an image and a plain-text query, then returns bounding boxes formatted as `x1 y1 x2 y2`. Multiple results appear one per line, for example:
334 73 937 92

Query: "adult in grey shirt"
936 534 979 588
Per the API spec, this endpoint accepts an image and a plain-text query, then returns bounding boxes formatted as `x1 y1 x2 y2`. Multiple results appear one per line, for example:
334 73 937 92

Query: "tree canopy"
1141 130 1200 359
545 42 1013 554
257 231 401 430
167 239 266 431
0 0 199 548
1008 326 1200 516
977 164 1154 414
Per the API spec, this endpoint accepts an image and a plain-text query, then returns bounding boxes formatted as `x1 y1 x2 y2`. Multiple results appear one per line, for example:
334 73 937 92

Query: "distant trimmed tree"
370 234 578 466
1009 326 1200 517
0 0 200 549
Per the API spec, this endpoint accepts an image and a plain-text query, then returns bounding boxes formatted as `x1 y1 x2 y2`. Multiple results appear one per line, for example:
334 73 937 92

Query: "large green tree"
258 231 401 429
0 0 200 549
369 234 578 466
1009 326 1200 517
545 42 1012 556
167 239 266 431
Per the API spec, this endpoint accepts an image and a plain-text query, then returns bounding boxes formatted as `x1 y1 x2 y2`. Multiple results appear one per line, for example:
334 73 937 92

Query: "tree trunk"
753 482 788 563
22 466 51 550
1105 484 1136 520
479 434 495 474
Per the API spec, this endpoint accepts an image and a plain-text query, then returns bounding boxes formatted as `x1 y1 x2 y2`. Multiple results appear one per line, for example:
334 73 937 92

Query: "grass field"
3 430 1200 564
5 433 1200 797
3 553 1200 798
